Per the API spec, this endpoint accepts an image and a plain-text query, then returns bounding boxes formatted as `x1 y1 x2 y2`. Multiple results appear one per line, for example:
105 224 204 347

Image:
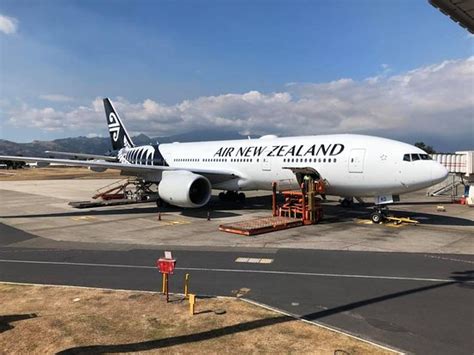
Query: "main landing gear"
218 191 246 203
370 205 390 223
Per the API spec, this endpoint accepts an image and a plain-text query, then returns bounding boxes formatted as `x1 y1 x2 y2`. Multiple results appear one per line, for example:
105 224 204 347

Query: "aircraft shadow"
1 194 472 226
0 195 272 220
0 313 38 333
55 271 473 354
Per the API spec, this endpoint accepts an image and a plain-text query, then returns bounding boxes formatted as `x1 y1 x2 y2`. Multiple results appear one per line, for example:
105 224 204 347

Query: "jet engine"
158 171 212 208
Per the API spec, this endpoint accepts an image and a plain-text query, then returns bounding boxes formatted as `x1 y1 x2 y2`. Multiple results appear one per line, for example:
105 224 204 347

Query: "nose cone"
431 163 448 184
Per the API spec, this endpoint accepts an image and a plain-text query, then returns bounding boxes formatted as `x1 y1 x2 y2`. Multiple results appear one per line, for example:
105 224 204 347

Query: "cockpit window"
404 153 431 162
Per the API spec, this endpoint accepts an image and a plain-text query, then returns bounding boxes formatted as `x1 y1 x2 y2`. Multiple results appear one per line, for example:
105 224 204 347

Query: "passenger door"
261 157 271 171
348 149 366 173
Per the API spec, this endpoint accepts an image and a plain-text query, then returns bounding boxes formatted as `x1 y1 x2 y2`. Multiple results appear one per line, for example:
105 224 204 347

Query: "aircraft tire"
371 211 383 223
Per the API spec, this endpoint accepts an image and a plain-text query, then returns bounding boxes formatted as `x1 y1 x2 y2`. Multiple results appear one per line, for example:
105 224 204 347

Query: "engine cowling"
158 171 212 208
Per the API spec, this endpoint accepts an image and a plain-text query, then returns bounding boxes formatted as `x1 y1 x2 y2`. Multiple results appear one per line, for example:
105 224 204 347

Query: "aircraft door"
348 149 366 173
261 157 271 171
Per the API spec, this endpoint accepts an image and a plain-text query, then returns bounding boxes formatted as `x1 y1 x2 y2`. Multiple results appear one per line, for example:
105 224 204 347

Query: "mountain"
0 130 251 157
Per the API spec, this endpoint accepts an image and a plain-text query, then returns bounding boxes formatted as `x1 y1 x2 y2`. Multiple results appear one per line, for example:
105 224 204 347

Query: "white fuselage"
119 134 448 198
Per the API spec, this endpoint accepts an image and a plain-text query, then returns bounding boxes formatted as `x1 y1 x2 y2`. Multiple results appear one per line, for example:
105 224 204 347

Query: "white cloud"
86 133 103 138
0 14 18 35
5 57 474 145
39 94 74 102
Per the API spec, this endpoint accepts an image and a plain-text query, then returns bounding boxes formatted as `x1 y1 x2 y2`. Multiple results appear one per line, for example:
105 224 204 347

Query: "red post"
300 183 306 222
272 182 277 217
156 257 176 302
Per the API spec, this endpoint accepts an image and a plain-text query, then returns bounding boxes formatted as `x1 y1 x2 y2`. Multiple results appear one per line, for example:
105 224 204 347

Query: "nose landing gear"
370 206 389 223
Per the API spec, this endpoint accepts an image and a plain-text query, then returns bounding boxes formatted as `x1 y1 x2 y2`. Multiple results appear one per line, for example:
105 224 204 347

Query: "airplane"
0 98 449 222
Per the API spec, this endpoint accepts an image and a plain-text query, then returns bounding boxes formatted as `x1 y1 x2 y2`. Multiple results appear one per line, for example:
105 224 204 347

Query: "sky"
0 0 473 151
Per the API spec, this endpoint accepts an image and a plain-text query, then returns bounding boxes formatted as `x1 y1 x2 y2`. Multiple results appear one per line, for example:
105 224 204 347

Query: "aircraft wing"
45 151 117 161
0 155 239 183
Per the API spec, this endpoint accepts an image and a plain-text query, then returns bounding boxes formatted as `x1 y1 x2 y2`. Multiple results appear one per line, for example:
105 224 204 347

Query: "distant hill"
0 130 251 157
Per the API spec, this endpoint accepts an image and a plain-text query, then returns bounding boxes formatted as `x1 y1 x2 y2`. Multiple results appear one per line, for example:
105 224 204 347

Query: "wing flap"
45 151 117 161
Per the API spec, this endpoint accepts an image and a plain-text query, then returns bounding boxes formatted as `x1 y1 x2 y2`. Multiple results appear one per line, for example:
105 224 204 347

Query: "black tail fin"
103 98 134 150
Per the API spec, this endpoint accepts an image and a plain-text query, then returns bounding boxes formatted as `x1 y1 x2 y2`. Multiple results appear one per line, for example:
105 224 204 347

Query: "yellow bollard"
162 273 168 294
189 294 196 315
184 273 190 298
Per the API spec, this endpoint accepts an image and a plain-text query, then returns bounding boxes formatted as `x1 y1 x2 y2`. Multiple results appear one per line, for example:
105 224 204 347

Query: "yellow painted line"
71 216 97 222
355 219 373 225
385 223 404 228
355 218 412 228
157 219 191 226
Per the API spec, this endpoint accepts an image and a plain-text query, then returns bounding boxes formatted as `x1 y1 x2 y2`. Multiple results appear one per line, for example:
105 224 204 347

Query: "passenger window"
403 154 411 162
411 154 421 161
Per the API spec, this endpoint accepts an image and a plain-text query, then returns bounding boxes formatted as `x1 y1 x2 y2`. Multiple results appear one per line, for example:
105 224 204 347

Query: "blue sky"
0 0 473 150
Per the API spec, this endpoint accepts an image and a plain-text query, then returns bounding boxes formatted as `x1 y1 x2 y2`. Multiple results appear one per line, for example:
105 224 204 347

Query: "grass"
0 283 396 354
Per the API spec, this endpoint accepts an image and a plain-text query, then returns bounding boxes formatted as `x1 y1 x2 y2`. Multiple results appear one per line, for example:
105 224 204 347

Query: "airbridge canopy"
431 151 474 177
429 0 474 34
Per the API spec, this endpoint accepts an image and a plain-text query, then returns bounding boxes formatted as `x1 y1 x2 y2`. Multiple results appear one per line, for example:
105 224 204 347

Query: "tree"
414 142 436 154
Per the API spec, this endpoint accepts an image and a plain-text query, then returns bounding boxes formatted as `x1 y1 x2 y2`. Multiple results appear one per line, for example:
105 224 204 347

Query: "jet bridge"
428 151 474 201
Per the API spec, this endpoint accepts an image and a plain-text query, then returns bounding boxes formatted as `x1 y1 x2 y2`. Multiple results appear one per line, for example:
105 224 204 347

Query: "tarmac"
1 178 473 354
0 179 472 253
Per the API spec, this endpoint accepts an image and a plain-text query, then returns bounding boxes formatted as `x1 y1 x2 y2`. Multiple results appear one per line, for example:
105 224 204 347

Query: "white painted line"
0 259 156 269
0 258 466 283
235 257 250 263
247 258 261 263
178 267 462 283
235 257 274 264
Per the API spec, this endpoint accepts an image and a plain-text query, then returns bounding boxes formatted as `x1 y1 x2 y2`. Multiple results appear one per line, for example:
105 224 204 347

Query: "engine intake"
158 171 212 208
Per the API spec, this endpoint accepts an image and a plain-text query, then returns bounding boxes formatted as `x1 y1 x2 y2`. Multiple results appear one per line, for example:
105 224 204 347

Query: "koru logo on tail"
108 112 121 142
